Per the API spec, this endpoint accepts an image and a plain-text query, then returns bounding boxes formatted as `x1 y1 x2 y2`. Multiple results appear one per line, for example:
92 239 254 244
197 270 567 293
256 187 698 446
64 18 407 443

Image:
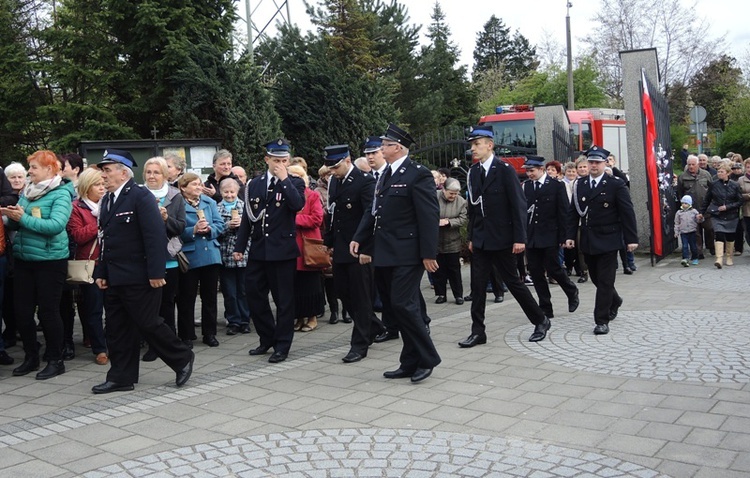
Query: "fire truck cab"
477 105 628 177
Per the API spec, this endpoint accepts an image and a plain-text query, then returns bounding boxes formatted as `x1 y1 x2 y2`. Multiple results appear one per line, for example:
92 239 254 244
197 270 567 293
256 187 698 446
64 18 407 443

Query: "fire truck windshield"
483 120 536 149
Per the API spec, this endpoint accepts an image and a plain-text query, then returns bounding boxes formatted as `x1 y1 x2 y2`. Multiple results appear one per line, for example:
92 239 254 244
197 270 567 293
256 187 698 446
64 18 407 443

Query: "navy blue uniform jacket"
353 157 439 267
523 176 570 249
95 179 167 285
324 167 375 264
234 173 306 261
467 157 527 250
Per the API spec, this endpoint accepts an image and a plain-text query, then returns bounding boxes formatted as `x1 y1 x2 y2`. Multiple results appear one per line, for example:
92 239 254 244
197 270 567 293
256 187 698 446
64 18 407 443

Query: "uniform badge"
275 202 281 207
582 197 586 202
255 198 260 203
604 203 609 208
253 204 258 209
346 204 352 209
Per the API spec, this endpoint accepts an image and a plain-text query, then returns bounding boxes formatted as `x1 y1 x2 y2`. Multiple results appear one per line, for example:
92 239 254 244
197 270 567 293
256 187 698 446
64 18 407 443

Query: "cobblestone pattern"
507 310 750 383
660 266 748 292
0 339 351 449
83 429 670 478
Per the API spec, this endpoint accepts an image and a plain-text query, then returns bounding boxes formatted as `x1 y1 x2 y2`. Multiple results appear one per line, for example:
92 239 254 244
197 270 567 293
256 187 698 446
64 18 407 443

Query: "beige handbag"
67 238 98 285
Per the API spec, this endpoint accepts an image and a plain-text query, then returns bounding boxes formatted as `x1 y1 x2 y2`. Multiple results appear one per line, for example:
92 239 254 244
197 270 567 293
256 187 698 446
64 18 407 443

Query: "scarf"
221 199 238 211
148 181 170 200
83 197 101 218
24 175 62 201
185 196 200 209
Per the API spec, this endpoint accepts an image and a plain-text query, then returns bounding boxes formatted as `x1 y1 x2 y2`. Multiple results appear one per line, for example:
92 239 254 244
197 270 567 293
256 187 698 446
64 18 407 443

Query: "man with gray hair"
353 156 371 172
203 149 244 202
678 155 714 258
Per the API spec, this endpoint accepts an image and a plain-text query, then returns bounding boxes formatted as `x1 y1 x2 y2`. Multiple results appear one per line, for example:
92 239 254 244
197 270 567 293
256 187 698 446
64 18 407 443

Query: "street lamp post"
566 1 575 110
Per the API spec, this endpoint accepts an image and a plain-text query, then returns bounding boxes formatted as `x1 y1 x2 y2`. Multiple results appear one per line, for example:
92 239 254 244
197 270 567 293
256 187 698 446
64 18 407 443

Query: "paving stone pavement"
0 252 749 477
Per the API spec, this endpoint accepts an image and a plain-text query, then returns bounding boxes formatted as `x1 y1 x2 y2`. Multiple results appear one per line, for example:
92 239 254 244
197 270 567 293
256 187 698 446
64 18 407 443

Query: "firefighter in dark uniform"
522 156 579 319
565 146 638 335
460 126 550 347
93 149 194 394
233 139 306 362
351 123 441 383
323 144 383 363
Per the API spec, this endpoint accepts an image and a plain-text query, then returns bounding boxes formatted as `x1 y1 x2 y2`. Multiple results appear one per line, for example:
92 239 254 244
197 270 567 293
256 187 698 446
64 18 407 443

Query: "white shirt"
480 155 494 176
388 154 409 175
110 180 128 205
589 173 605 189
536 173 547 189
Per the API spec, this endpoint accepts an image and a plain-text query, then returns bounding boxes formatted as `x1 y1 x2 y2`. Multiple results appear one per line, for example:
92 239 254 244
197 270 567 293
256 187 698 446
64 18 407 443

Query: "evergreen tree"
689 55 744 130
472 15 537 83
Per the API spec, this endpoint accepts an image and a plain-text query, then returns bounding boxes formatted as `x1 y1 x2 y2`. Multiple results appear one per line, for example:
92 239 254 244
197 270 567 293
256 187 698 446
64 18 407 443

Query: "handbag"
67 238 98 285
175 251 190 273
302 236 331 269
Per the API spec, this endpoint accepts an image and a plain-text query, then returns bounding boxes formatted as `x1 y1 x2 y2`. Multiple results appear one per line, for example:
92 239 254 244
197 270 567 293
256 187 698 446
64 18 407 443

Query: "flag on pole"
641 69 663 256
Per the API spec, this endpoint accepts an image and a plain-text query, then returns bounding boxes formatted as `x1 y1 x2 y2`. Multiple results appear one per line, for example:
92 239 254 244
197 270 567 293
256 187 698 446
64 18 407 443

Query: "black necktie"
534 181 540 191
374 171 380 182
107 192 115 212
268 177 276 196
591 179 598 189
382 166 392 185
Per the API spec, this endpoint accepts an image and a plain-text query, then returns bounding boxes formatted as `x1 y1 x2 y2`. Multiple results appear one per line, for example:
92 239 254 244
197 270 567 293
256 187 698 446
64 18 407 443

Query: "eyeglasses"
382 142 400 148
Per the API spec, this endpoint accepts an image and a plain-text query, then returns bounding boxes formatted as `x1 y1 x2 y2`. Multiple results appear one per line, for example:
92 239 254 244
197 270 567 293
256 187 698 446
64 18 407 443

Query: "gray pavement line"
0 338 352 449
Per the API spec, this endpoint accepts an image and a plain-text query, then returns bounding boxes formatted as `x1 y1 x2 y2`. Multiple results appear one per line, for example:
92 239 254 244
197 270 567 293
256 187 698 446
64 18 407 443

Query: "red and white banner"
641 69 663 256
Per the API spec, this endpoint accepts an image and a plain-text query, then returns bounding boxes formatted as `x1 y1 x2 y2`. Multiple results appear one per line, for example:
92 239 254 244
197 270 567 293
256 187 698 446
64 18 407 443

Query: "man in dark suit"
323 145 382 363
93 149 194 394
522 156 579 319
565 146 638 335
351 124 441 383
461 126 550 347
233 139 306 363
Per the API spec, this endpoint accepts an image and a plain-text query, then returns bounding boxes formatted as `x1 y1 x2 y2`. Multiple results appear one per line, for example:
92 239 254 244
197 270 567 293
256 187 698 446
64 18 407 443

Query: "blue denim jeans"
220 267 250 326
681 232 698 260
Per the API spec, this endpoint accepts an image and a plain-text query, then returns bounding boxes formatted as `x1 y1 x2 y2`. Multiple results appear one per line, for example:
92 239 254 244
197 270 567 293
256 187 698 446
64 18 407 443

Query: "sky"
242 0 749 72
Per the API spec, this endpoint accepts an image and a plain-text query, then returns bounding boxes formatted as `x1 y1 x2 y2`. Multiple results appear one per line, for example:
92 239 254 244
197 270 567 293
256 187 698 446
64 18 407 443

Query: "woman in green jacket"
0 150 74 380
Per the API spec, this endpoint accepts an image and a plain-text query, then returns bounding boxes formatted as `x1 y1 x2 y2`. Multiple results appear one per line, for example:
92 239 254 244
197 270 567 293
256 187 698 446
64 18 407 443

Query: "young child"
674 195 703 266
216 178 252 335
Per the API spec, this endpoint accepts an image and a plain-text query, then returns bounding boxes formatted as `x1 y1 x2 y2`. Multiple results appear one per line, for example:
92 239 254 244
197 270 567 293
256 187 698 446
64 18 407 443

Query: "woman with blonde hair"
67 168 108 364
288 165 325 332
1 150 75 379
699 162 743 268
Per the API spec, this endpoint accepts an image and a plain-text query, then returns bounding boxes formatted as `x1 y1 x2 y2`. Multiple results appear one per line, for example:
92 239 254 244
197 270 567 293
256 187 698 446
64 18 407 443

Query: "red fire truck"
477 105 628 176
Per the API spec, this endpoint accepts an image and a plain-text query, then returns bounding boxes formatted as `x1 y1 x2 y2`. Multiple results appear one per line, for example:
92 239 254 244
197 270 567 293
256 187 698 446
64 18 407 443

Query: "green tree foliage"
719 95 750 157
472 15 537 84
689 55 744 130
169 45 281 171
405 2 476 139
258 24 396 164
0 0 50 162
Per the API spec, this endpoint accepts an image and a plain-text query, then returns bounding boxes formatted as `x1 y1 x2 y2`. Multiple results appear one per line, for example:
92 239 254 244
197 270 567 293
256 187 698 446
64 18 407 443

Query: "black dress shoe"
226 324 240 335
62 341 75 361
240 324 252 334
36 360 65 380
374 331 399 343
528 317 551 342
329 311 339 324
268 351 288 363
568 290 580 313
494 294 504 303
92 381 135 394
609 296 623 321
463 295 473 302
0 350 14 365
411 368 433 383
175 351 194 387
182 339 193 349
435 295 447 304
623 267 633 275
248 345 271 355
594 323 610 335
202 335 219 347
458 334 487 348
142 348 158 362
342 314 352 323
577 273 588 283
383 368 413 379
455 297 464 305
12 356 40 376
342 351 366 363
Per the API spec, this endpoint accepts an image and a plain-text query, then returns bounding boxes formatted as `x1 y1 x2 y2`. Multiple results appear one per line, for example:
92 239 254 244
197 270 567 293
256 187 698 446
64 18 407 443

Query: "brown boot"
714 241 724 269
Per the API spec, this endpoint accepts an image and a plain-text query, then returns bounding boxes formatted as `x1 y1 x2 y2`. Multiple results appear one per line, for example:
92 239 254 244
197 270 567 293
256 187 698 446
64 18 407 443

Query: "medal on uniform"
582 197 586 202
346 204 352 209
275 202 281 207
253 204 258 209
604 203 609 208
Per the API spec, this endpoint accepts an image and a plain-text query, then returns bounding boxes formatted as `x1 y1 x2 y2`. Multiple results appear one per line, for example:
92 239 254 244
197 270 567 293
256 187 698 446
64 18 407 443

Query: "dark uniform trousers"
245 258 297 354
375 265 440 371
583 250 621 325
376 270 430 335
526 246 578 318
106 284 191 384
470 248 546 336
433 252 462 299
333 261 381 353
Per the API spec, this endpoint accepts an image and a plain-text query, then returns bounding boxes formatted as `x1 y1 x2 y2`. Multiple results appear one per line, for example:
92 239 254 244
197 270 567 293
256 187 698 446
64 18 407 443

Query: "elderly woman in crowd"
67 168 108 365
177 173 224 347
434 178 468 304
737 158 750 253
700 162 743 268
1 150 74 379
141 157 186 361
288 165 325 332
165 153 186 188
1 162 24 349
